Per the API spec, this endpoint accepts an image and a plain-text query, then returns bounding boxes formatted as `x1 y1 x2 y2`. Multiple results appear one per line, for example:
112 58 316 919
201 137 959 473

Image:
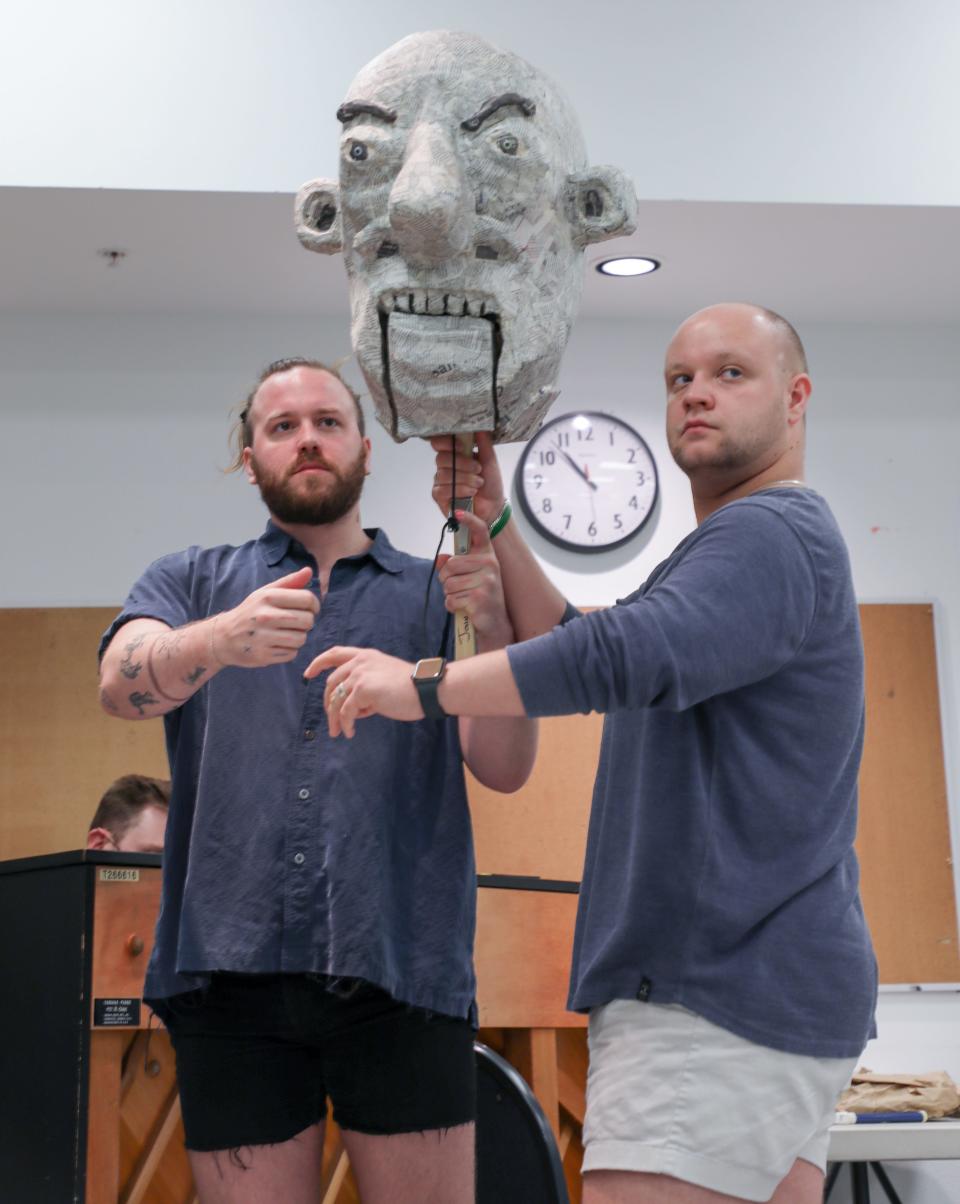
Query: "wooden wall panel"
1 603 957 983
467 711 602 882
857 604 959 983
0 608 166 861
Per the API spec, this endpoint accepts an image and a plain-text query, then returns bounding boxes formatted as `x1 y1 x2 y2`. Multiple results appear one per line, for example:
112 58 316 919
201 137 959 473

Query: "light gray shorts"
583 1000 859 1201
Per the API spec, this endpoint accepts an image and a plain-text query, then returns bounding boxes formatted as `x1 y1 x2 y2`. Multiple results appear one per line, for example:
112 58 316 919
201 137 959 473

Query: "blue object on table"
855 1112 927 1124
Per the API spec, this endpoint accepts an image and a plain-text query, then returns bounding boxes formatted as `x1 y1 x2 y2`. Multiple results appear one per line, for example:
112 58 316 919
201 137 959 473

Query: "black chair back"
474 1041 570 1204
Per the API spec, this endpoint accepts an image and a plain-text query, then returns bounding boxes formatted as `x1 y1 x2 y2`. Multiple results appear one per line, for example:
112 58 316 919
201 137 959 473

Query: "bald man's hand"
429 432 505 525
436 509 514 650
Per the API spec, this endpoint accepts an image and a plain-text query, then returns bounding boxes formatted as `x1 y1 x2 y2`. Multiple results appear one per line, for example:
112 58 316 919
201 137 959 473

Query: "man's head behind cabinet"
87 774 170 854
296 30 637 443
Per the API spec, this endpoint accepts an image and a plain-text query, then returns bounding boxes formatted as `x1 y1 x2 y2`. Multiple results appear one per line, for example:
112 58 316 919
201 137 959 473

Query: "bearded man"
99 357 536 1203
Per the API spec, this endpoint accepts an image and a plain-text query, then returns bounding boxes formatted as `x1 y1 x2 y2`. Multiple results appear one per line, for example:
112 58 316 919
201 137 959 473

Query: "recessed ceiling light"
595 256 660 277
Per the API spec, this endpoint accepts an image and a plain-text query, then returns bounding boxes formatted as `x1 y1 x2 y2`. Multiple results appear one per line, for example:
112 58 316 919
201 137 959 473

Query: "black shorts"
151 972 477 1151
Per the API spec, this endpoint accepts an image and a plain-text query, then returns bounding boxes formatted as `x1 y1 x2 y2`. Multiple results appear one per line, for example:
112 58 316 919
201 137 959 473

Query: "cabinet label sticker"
99 868 140 882
94 998 142 1026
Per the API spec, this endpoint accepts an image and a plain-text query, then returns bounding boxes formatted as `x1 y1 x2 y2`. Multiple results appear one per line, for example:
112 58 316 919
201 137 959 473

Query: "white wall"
3 310 960 1199
3 0 960 206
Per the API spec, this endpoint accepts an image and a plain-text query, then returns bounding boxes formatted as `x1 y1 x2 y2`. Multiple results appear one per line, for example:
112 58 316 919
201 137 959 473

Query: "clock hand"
561 450 598 491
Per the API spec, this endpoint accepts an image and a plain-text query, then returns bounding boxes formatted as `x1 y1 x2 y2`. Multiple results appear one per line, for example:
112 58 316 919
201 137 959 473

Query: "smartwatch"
412 657 447 719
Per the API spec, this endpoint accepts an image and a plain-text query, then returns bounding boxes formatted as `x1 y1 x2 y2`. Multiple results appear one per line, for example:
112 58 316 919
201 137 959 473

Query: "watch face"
514 411 659 552
413 657 446 681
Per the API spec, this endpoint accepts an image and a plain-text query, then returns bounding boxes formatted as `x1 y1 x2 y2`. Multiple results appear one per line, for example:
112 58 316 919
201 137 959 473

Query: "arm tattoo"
155 630 188 659
184 664 207 685
146 635 191 705
128 690 159 715
100 687 120 714
119 633 146 679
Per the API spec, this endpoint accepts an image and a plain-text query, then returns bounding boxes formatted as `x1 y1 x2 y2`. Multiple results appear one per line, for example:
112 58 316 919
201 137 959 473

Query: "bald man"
308 304 878 1204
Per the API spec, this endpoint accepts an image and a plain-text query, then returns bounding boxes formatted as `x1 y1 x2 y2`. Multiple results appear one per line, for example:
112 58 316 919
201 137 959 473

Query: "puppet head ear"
565 166 638 247
295 179 343 254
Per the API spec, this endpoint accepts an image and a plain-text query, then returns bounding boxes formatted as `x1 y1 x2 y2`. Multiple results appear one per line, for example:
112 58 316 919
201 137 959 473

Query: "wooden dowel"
452 432 477 660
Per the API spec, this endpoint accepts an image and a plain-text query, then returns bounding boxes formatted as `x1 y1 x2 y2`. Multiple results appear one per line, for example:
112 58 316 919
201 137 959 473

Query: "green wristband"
488 499 512 539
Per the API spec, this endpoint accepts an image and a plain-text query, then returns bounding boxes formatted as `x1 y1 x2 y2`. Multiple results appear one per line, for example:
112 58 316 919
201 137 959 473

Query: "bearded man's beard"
252 447 367 525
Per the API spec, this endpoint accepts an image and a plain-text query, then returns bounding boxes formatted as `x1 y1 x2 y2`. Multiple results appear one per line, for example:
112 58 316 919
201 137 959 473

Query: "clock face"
514 411 658 552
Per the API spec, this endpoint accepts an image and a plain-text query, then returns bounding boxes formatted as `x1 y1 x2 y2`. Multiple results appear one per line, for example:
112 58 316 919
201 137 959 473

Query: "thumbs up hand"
211 566 320 667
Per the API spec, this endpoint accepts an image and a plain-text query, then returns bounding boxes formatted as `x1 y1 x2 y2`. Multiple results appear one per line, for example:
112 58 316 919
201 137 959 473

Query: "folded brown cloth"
839 1069 960 1119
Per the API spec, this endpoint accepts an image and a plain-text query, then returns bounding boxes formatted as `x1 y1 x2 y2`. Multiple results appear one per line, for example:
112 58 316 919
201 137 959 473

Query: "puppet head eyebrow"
460 93 536 132
337 101 398 125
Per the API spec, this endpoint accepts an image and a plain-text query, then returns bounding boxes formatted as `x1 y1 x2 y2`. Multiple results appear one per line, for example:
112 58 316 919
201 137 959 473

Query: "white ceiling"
5 1 960 209
3 185 959 327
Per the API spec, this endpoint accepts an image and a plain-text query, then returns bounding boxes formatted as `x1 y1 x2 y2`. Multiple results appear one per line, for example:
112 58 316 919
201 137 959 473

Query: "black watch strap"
415 676 446 719
412 658 447 719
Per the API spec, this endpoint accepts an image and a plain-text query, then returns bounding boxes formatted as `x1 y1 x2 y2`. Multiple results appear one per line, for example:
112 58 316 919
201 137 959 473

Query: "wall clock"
514 411 658 552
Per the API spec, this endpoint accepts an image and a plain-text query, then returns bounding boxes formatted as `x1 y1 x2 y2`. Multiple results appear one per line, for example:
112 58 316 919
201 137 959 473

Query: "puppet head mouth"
378 288 500 320
376 292 502 438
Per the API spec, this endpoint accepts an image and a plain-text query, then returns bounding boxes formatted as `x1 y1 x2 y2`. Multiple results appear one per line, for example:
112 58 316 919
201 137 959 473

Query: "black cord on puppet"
421 434 461 660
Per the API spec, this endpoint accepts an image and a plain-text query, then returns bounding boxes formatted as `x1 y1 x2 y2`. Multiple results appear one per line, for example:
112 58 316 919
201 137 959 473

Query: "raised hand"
429 431 505 525
212 566 319 667
437 510 514 650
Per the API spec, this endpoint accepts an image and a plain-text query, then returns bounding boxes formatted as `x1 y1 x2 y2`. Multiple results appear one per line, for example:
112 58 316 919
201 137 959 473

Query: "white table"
826 1119 960 1203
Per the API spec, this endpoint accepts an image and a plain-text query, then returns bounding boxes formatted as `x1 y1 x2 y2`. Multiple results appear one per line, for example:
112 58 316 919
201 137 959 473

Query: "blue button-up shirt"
100 524 477 1019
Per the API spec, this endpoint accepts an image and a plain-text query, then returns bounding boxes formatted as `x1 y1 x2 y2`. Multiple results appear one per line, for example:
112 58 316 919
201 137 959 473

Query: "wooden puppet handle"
452 432 477 659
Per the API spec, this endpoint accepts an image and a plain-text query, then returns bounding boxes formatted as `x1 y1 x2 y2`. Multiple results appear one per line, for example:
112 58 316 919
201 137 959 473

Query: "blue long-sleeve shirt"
508 488 877 1057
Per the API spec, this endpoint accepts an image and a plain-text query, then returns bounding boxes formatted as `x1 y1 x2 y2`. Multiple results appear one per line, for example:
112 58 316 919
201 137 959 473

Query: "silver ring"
332 683 347 704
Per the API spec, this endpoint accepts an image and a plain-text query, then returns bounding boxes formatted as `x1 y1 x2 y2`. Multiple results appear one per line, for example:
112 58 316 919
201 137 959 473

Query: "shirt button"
304 729 316 741
298 788 310 800
293 852 305 866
